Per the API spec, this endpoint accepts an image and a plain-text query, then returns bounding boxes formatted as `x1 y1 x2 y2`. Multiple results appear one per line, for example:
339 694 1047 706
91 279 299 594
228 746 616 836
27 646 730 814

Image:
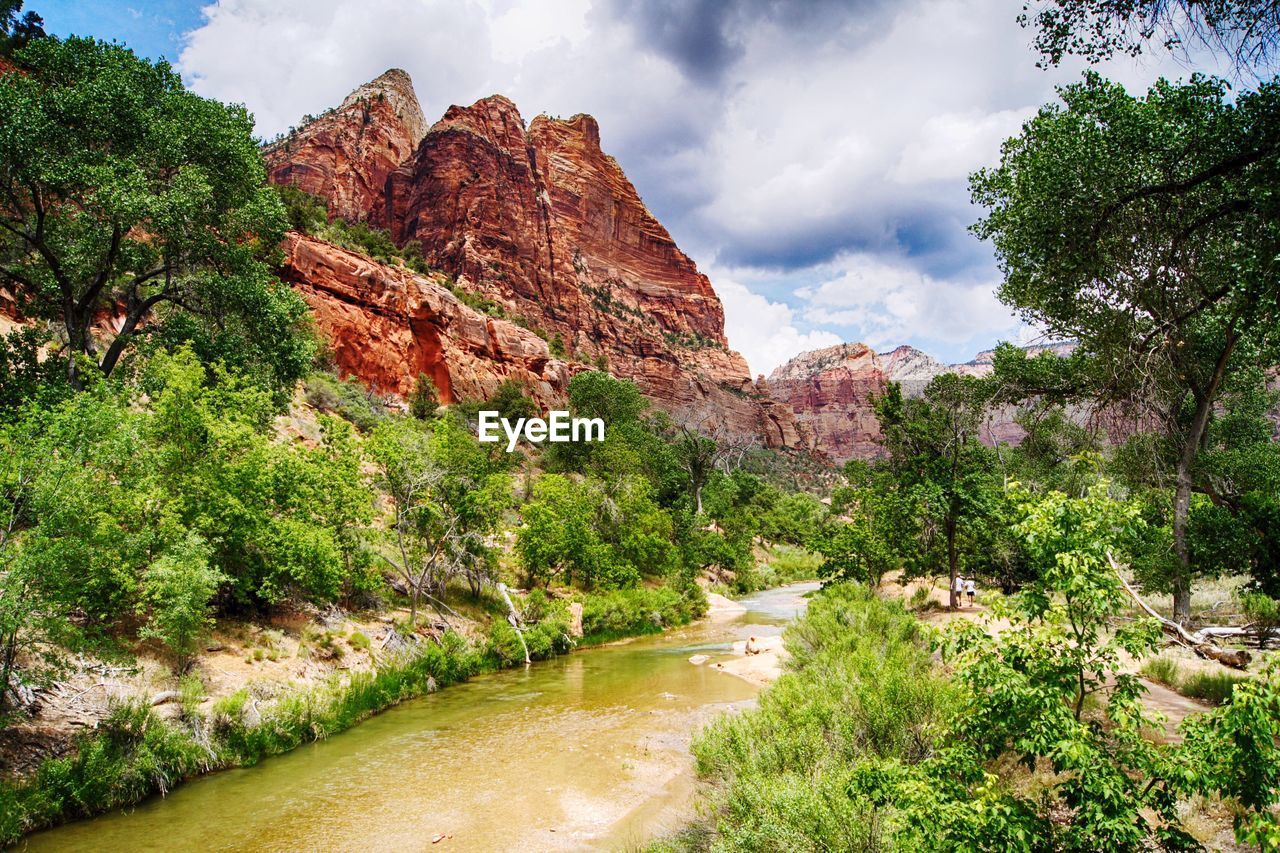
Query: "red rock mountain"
264 70 426 223
765 343 887 462
766 342 1083 462
269 71 807 449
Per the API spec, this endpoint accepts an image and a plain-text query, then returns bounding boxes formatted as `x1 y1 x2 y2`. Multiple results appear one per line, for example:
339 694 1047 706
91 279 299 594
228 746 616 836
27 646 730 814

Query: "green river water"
22 582 818 852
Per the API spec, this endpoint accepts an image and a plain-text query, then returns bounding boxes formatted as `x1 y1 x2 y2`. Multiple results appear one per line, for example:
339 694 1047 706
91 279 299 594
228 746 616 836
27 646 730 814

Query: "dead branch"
1107 552 1252 670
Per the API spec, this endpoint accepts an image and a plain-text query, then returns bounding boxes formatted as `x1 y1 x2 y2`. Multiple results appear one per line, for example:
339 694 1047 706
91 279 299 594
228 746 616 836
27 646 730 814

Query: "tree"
0 1 42 57
137 534 223 673
369 416 509 623
931 484 1189 849
972 73 1280 619
516 473 608 589
817 516 897 587
408 372 439 420
0 37 312 393
1021 0 1280 73
1180 660 1280 847
875 375 999 607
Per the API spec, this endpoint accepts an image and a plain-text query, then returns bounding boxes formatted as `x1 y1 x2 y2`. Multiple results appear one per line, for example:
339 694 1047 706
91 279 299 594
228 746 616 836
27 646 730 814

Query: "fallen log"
1107 552 1252 670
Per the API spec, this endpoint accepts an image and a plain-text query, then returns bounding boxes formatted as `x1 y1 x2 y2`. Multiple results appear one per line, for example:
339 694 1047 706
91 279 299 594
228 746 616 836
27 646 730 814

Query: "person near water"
965 576 976 606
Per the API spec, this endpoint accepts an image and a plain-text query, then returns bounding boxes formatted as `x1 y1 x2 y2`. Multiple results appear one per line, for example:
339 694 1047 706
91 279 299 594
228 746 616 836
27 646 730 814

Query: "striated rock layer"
280 233 572 405
766 343 888 462
267 71 808 450
264 69 426 223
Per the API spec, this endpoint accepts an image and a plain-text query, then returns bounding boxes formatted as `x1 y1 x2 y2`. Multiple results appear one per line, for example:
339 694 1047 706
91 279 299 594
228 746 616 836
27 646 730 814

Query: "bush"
579 585 706 644
303 372 385 432
691 584 957 850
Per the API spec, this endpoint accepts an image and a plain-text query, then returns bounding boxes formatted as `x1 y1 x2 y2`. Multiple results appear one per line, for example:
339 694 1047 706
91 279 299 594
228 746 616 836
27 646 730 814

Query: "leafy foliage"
0 37 314 395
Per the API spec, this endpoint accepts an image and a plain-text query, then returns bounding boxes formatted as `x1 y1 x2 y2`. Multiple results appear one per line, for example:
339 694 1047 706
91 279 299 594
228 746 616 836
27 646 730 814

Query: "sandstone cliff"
766 343 888 461
264 69 426 223
267 72 807 450
280 233 573 405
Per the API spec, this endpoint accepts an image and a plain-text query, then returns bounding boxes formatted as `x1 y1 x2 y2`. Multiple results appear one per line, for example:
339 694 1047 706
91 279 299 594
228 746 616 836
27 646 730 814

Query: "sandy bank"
694 634 786 687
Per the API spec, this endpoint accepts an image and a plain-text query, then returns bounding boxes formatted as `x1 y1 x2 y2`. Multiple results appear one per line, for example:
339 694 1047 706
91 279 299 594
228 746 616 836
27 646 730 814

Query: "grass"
664 583 957 851
1140 654 1248 705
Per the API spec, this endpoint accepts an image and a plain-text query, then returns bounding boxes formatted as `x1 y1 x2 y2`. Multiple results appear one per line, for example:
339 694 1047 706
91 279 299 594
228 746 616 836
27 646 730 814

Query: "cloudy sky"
40 0 1225 374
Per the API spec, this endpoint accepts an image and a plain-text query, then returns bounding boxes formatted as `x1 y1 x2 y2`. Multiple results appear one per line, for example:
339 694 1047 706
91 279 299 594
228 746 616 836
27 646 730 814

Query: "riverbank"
0 582 709 845
17 583 818 851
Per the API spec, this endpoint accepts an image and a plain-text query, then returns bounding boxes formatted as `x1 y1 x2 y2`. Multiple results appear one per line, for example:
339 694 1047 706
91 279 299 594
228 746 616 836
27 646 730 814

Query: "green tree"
408 372 439 420
875 375 999 607
972 73 1280 619
931 484 1188 849
516 473 608 589
1180 660 1280 848
137 534 223 672
369 416 510 622
0 36 313 393
816 516 897 587
142 349 372 607
0 0 42 57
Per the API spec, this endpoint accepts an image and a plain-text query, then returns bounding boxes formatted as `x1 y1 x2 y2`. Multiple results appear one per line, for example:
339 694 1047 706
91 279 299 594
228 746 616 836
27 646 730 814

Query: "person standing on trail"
965 577 976 607
952 574 965 608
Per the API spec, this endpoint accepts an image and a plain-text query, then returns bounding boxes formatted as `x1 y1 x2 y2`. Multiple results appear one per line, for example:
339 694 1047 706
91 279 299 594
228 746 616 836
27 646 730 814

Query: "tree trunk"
1171 457 1194 623
1169 332 1237 624
946 514 958 609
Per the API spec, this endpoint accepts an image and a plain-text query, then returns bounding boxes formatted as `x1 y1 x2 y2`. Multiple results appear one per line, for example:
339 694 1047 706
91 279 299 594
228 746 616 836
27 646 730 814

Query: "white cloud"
890 108 1036 185
796 253 1021 352
715 277 843 376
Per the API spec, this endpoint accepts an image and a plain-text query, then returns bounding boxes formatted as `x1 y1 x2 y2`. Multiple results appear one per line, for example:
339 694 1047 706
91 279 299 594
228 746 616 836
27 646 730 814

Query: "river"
22 582 819 852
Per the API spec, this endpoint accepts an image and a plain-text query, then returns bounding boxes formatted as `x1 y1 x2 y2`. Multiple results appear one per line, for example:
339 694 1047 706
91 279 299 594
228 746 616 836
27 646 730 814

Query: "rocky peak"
767 342 879 382
431 94 529 152
266 84 807 450
263 68 427 222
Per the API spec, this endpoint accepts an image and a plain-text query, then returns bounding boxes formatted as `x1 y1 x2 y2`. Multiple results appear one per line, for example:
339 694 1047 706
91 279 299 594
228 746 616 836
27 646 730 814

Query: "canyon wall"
268 71 808 450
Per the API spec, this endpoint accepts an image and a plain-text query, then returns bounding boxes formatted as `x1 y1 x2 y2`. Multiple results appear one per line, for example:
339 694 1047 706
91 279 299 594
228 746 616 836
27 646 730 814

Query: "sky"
37 0 1228 375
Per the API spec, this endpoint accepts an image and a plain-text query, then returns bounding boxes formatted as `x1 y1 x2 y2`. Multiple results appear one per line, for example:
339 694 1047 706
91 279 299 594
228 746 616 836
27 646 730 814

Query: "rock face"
264 69 426 223
767 341 1083 462
280 233 572 405
268 71 807 449
766 343 889 461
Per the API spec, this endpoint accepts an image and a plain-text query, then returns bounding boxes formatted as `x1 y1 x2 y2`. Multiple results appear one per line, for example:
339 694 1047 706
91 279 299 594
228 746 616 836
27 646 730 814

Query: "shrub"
579 585 706 644
303 373 384 432
692 584 957 850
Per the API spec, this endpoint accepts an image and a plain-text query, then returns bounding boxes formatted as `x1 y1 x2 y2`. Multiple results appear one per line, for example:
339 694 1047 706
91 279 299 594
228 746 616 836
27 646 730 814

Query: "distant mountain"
765 341 1078 461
